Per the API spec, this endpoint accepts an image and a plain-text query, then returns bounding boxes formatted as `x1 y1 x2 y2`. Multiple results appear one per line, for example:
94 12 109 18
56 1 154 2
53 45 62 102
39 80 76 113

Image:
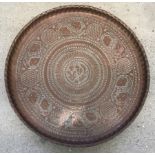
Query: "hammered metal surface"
5 6 149 146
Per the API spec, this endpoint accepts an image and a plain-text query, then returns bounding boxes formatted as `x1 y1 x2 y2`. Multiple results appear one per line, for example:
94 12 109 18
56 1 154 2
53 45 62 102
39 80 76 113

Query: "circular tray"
5 5 149 146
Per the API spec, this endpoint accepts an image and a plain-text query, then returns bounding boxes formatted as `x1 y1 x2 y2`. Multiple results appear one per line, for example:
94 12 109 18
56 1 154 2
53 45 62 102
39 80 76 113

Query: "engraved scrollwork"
15 14 141 140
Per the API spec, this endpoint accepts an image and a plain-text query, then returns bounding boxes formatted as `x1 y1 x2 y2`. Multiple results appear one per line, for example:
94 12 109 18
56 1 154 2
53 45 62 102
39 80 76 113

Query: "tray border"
4 5 150 147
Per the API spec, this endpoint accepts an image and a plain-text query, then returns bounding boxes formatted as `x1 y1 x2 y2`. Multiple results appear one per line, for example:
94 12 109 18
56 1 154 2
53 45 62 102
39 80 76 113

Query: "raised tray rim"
4 5 150 147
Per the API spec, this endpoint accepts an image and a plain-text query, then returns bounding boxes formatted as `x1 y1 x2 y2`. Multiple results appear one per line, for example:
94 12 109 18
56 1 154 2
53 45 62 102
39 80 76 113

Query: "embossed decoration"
5 6 149 146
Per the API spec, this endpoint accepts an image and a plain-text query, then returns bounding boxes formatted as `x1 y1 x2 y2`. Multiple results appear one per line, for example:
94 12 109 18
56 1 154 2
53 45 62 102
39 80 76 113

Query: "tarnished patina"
5 6 149 146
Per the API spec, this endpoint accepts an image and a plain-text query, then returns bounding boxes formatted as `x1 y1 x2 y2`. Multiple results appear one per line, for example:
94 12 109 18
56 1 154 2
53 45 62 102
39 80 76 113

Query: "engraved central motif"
43 40 110 106
64 58 90 87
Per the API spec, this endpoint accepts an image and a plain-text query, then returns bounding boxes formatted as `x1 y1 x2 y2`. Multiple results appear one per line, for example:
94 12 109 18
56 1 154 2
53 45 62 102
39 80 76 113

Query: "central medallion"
64 57 90 87
43 40 111 106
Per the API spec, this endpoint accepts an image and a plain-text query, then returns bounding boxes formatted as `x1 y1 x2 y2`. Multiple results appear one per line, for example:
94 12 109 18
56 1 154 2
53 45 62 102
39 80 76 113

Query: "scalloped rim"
4 5 150 147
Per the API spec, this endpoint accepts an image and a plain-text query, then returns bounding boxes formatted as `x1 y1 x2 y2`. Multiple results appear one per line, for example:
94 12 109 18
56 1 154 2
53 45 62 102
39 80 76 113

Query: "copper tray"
5 5 149 146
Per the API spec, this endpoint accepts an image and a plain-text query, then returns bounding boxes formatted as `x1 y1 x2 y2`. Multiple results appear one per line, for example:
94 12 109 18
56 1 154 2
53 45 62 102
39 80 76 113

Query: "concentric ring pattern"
5 6 149 146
